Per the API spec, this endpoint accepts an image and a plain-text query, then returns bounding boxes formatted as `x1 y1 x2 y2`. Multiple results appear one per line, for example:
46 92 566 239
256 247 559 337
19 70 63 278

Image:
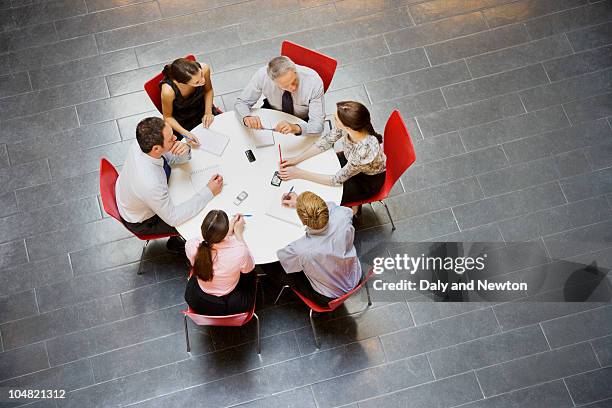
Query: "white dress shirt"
234 65 325 135
115 141 213 226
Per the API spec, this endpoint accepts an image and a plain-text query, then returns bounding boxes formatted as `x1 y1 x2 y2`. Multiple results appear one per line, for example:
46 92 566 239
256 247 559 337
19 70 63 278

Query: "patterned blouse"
314 128 387 186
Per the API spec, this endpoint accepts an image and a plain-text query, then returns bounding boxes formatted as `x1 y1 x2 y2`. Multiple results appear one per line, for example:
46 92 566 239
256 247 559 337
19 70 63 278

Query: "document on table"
247 119 274 147
265 191 302 226
190 164 224 190
192 127 230 156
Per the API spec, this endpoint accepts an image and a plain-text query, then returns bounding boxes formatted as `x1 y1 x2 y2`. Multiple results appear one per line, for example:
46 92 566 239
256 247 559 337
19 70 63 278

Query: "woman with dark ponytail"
278 101 386 213
160 57 219 144
184 210 256 315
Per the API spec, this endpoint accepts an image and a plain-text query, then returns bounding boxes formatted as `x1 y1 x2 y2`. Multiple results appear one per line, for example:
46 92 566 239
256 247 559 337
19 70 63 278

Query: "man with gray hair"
234 56 325 136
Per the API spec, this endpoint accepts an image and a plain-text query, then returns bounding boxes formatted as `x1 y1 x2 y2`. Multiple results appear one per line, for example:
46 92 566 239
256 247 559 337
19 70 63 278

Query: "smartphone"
233 191 248 205
271 171 282 187
245 149 256 162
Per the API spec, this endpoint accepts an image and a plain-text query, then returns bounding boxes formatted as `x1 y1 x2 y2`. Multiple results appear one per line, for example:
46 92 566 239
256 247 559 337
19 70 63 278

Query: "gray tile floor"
1 0 612 407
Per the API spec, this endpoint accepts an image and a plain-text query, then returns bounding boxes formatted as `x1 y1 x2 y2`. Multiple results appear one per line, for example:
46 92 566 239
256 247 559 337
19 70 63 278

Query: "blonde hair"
296 192 329 230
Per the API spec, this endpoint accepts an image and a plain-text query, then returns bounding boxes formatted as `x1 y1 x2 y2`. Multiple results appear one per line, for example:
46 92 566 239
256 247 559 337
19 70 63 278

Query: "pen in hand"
282 185 295 201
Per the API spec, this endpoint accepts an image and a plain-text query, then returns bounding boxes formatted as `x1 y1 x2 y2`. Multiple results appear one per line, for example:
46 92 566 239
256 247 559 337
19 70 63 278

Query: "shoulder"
297 65 323 86
328 201 352 220
199 62 211 75
160 82 176 97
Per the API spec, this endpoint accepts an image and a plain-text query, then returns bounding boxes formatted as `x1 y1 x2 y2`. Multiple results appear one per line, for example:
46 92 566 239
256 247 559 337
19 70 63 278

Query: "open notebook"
191 127 230 156
247 119 274 147
265 192 302 227
190 165 224 190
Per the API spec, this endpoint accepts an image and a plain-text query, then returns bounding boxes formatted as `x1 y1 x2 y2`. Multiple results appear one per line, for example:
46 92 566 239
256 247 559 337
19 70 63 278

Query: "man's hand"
281 192 298 208
207 174 223 196
243 116 263 129
170 141 190 156
275 121 300 135
202 114 214 128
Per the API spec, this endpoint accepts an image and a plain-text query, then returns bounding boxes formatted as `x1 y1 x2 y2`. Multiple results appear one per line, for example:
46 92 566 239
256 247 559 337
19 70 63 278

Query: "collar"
138 147 164 167
306 224 329 237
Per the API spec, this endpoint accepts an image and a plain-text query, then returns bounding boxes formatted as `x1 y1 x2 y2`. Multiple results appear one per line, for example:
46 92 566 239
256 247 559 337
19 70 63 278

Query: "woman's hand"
184 131 200 146
202 113 214 128
278 166 302 181
233 214 246 240
281 192 298 208
279 156 300 169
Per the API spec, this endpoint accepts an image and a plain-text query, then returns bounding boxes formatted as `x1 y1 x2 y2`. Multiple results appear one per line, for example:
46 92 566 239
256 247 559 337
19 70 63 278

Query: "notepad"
247 119 274 147
190 165 224 190
265 192 302 227
191 127 230 156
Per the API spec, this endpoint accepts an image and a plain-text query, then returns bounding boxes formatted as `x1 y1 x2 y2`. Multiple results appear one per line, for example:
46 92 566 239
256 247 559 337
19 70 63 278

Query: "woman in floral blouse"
279 101 386 213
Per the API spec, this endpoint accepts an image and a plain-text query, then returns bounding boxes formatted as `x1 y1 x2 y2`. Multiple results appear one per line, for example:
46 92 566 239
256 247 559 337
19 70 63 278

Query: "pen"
278 143 283 163
282 185 294 200
180 133 195 143
232 214 252 217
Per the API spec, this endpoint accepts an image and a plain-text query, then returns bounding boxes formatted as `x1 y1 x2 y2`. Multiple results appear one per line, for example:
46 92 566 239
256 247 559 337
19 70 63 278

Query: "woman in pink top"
184 210 255 315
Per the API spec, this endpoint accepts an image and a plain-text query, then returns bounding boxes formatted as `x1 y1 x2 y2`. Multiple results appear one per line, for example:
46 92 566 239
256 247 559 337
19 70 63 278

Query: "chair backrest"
377 110 416 200
144 54 196 113
280 41 337 92
99 158 122 222
293 268 375 312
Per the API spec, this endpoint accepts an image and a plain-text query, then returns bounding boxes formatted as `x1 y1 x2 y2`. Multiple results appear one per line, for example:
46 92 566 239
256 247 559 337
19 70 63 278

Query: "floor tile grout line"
473 369 486 399
562 378 577 407
310 385 321 408
538 322 553 350
589 341 603 368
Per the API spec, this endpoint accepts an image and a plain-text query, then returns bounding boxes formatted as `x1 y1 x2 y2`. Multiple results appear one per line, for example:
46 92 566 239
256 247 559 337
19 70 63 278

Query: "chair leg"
184 315 191 353
137 240 150 275
253 313 261 354
380 200 396 231
310 309 320 349
274 285 290 305
364 279 372 306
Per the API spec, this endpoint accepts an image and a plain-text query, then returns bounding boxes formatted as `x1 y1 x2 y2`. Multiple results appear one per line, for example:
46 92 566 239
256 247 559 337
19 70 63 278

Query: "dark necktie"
162 156 171 181
281 90 294 115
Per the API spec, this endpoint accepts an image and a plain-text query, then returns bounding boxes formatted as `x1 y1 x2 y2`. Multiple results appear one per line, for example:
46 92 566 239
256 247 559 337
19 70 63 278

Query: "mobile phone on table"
233 191 248 206
271 171 282 187
245 149 256 162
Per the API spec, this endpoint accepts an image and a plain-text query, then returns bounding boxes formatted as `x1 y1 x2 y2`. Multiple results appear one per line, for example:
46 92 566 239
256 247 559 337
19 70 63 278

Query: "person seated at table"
115 117 223 252
234 56 325 136
185 210 256 315
161 57 219 143
262 191 362 308
279 101 386 213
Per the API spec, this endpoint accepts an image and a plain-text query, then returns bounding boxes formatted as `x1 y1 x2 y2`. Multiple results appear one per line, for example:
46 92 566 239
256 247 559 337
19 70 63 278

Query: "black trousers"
185 270 256 316
337 152 386 205
261 262 334 308
124 214 178 236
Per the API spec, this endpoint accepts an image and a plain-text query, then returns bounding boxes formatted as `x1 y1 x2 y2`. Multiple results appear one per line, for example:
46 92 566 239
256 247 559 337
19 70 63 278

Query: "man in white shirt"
115 117 223 249
234 56 325 136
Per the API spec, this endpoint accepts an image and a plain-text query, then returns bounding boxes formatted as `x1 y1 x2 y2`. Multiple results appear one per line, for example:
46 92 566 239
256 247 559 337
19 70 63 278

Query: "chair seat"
182 308 253 327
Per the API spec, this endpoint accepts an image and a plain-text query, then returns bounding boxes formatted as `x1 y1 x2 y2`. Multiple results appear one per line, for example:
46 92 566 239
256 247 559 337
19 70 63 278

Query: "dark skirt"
184 271 256 316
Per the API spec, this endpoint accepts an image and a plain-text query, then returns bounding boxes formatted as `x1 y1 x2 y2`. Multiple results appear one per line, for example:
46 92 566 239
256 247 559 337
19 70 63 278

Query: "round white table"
168 109 342 264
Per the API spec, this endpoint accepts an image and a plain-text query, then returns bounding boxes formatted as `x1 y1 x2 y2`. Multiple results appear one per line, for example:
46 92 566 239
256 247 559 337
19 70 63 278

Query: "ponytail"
192 210 229 282
366 123 383 144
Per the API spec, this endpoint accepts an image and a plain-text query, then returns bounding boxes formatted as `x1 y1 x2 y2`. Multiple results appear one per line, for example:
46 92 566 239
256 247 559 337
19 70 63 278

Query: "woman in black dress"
160 58 219 144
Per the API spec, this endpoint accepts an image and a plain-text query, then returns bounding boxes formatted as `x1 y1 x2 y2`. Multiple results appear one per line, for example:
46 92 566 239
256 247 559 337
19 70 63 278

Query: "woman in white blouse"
279 101 386 213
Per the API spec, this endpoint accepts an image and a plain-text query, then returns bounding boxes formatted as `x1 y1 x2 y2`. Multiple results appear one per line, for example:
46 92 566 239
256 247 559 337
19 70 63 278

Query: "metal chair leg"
380 200 396 231
184 315 191 353
364 279 372 306
137 240 150 275
310 309 320 349
274 285 290 305
253 313 261 354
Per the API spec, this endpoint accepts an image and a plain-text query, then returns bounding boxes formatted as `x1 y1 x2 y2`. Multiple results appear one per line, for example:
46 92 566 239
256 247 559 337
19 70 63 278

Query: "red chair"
343 110 416 231
182 277 260 354
280 41 337 93
99 158 179 275
274 269 374 348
